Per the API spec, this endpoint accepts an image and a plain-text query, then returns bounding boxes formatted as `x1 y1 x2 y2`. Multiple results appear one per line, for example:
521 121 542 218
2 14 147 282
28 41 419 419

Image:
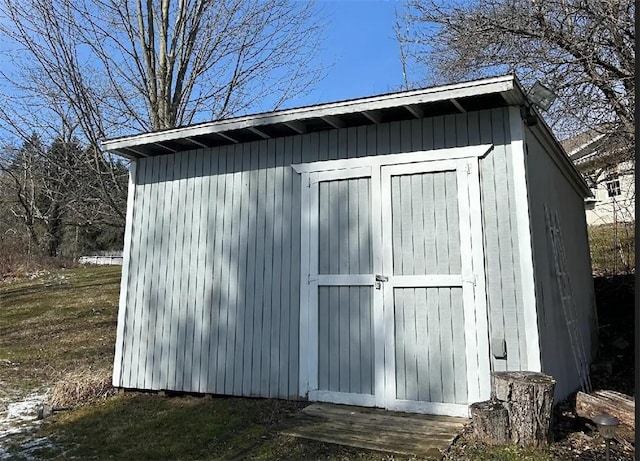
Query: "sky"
0 0 409 141
294 0 406 107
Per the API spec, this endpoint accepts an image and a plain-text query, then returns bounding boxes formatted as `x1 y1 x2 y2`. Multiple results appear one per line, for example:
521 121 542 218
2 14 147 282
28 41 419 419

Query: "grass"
0 266 120 399
37 394 297 460
3 266 614 460
588 222 634 274
0 267 403 460
32 393 400 460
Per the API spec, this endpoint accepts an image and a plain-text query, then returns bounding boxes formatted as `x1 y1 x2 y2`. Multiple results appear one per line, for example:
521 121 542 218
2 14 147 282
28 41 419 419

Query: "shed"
103 75 597 417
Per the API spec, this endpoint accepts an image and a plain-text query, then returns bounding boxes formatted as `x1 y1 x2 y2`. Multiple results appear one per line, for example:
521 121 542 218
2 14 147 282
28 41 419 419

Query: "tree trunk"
470 372 556 448
469 400 510 445
575 390 635 443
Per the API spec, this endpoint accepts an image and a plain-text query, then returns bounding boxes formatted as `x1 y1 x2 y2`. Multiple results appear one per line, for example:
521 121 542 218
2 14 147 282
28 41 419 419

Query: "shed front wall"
113 106 528 399
524 126 596 401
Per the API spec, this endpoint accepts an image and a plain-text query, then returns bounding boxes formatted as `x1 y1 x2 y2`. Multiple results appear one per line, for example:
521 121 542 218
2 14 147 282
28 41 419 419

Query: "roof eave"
102 75 522 158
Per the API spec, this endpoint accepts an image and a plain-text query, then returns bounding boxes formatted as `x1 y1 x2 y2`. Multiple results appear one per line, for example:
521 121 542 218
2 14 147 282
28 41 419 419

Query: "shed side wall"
114 107 527 397
524 126 596 401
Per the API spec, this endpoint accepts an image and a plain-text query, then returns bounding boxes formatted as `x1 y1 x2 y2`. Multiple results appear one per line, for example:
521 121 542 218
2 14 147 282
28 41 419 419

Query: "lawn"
0 267 120 401
0 267 400 460
588 222 634 275
0 266 633 460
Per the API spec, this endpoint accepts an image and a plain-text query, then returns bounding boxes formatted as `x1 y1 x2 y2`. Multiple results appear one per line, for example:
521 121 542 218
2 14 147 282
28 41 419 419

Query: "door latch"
375 274 388 290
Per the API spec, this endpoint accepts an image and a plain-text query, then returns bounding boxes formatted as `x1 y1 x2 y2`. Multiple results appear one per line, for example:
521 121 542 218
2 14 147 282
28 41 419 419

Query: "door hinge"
465 162 472 175
307 274 318 284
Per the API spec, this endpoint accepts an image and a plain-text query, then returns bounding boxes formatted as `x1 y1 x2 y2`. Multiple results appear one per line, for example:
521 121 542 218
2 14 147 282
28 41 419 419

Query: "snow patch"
0 393 53 459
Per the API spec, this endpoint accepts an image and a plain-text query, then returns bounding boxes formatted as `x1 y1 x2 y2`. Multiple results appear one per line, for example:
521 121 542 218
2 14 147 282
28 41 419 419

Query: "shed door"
380 160 482 415
304 166 383 407
299 154 490 416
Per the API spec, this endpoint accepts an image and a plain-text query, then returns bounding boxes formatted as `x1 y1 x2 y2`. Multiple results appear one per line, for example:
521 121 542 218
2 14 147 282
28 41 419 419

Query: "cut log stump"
469 400 510 445
492 371 556 447
471 371 556 448
575 390 635 443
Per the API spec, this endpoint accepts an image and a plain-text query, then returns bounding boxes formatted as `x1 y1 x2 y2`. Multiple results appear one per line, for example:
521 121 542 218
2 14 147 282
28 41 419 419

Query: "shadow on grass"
34 394 305 461
30 394 404 461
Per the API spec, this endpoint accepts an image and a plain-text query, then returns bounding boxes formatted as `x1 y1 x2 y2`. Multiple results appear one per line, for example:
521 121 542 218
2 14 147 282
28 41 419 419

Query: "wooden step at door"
280 403 468 459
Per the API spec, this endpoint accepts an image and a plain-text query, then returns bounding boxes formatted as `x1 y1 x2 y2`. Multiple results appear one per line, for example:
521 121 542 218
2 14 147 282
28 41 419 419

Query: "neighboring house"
103 75 596 417
564 131 634 226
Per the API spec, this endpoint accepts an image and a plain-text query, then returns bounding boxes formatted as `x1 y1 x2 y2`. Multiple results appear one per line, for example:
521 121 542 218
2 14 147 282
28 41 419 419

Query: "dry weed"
49 367 115 408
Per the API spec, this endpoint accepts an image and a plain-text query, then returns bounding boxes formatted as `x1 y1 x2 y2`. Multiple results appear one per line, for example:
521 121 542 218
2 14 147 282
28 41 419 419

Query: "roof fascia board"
526 101 593 198
504 76 528 105
527 121 592 198
102 75 517 153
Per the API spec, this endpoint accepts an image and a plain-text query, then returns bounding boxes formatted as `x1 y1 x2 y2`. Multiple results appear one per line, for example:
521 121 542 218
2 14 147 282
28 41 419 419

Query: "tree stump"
470 371 556 448
469 400 510 445
492 371 556 447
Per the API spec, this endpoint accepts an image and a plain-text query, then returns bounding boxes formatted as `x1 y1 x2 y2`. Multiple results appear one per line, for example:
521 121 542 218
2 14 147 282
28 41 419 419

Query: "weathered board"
280 403 467 458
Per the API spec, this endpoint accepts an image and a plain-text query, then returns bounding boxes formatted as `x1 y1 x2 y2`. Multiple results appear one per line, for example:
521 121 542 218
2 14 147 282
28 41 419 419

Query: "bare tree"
0 135 124 257
396 0 634 163
0 0 324 230
0 135 45 252
1 0 323 133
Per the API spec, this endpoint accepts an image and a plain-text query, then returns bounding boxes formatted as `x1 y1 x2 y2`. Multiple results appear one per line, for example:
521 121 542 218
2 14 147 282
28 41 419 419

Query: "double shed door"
298 149 491 417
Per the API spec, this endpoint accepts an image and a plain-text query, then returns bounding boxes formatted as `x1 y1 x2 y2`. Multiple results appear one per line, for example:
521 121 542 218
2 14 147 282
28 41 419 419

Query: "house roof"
561 129 605 158
102 75 526 158
102 74 590 197
561 127 630 175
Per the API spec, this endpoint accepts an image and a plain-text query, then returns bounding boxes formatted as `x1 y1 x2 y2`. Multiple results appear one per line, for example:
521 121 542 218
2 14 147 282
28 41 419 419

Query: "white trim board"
298 170 313 396
103 76 517 152
309 390 376 407
509 106 541 372
386 401 470 418
456 159 481 404
467 157 492 400
370 166 385 409
298 149 490 417
112 161 137 387
292 145 494 173
392 275 464 287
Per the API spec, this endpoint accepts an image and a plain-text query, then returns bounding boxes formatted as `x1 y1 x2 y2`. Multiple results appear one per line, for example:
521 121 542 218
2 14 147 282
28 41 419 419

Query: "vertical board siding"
390 171 461 275
478 109 526 372
394 288 466 404
116 106 525 398
241 142 259 395
318 286 374 395
319 178 372 275
525 127 595 401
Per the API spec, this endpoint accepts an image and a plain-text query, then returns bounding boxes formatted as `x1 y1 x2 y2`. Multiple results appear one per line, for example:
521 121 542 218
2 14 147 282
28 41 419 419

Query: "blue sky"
296 0 405 107
0 0 408 140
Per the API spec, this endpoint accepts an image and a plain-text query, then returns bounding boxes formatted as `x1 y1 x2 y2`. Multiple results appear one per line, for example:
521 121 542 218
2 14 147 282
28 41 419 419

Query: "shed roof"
102 74 590 197
102 75 525 158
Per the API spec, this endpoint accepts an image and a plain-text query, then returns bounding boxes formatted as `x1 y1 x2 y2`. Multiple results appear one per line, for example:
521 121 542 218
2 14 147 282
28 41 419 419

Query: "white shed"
103 75 597 417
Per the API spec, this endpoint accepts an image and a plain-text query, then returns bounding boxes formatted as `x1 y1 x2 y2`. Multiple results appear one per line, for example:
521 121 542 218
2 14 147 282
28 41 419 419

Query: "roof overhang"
102 75 526 159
